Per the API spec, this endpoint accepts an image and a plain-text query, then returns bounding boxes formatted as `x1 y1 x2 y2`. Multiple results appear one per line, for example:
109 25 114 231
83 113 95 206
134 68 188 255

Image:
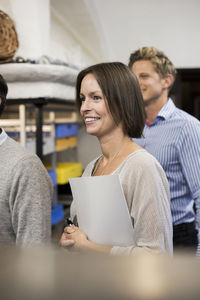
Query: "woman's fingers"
60 238 75 247
64 225 77 233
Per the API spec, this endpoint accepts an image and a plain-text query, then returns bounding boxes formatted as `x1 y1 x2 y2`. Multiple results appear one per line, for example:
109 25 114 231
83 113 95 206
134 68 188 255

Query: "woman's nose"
80 99 92 112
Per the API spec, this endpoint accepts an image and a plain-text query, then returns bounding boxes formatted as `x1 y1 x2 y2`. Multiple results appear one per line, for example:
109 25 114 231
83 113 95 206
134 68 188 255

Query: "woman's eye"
93 95 101 100
80 96 85 102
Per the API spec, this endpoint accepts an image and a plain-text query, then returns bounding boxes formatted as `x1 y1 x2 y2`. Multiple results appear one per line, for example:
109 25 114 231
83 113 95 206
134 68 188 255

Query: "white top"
71 149 173 255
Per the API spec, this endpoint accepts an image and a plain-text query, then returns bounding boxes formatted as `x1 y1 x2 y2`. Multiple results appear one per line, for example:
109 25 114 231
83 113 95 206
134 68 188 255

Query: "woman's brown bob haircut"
76 62 145 138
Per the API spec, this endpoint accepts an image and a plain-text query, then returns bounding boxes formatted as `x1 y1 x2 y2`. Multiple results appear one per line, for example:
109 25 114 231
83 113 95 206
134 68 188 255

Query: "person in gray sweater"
0 74 53 246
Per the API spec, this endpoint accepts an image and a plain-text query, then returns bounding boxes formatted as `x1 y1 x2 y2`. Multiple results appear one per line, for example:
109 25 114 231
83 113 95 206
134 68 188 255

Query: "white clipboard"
69 175 134 246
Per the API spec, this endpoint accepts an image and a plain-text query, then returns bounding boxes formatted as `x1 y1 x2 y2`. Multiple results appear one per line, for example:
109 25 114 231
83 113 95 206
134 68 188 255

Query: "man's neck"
145 96 168 123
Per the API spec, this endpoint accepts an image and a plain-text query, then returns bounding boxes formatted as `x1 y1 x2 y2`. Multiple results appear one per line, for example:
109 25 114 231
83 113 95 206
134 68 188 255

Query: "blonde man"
129 47 200 255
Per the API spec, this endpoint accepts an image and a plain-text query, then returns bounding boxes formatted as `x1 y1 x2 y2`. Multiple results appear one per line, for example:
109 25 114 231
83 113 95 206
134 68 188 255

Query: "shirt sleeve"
9 155 53 246
111 155 173 255
177 120 200 230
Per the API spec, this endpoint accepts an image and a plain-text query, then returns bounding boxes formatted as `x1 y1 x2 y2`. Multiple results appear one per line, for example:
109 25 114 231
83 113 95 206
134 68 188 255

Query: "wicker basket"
0 10 19 63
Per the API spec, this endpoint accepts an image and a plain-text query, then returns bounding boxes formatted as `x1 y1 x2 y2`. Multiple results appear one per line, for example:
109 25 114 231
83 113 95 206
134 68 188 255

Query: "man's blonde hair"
128 47 177 80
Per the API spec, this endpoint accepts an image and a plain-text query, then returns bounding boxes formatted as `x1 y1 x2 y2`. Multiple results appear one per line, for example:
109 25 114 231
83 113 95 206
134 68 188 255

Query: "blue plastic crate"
7 132 20 138
55 123 78 138
51 204 64 225
48 170 57 187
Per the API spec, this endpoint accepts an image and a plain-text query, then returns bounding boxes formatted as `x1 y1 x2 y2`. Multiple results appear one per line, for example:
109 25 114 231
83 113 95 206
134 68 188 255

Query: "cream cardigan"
71 149 173 255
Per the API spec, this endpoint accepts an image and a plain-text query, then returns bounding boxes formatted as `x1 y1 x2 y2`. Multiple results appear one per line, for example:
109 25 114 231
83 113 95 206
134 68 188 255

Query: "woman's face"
80 73 117 138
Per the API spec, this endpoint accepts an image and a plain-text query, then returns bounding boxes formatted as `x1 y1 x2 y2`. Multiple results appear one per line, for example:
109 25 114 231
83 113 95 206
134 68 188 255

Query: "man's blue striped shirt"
134 98 200 230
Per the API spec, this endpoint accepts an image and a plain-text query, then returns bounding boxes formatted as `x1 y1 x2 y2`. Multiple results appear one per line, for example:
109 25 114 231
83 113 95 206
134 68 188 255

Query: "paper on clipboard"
69 175 134 246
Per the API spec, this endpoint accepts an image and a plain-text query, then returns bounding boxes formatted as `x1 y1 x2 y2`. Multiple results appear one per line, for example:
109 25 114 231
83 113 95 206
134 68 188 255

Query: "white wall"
2 0 200 67
1 0 51 59
50 0 106 67
0 0 100 66
90 0 200 68
50 7 95 68
0 0 13 19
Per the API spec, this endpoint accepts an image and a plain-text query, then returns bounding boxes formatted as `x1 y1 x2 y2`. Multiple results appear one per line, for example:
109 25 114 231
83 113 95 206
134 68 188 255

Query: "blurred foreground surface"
0 246 200 300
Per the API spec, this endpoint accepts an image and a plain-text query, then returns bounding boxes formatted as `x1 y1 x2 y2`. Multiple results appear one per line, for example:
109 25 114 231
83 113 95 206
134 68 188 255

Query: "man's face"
131 60 166 106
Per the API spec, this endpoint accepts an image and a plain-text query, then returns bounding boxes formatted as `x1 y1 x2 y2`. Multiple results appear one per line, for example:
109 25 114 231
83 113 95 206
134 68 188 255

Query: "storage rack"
4 97 76 160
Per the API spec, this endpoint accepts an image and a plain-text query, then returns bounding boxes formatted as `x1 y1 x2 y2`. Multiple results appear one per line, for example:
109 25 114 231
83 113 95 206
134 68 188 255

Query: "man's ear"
162 74 174 89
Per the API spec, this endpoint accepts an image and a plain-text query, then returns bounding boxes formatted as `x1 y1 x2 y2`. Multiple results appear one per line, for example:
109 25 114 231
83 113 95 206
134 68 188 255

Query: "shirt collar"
0 128 8 146
157 98 176 120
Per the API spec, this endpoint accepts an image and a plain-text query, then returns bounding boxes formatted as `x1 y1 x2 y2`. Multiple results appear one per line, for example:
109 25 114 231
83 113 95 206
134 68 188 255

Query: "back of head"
0 74 8 116
128 46 177 80
76 62 145 138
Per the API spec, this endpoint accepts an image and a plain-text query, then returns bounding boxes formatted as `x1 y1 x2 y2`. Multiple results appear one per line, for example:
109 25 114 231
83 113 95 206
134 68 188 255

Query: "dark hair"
0 74 8 116
76 62 145 138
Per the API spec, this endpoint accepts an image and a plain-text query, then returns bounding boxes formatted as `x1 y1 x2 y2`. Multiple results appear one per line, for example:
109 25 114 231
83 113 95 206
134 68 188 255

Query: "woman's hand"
60 225 89 251
60 225 112 254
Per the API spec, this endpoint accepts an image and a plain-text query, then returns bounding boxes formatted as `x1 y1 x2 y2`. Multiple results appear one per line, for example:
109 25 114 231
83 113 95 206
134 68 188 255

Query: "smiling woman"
76 62 145 138
60 62 173 255
79 73 115 138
